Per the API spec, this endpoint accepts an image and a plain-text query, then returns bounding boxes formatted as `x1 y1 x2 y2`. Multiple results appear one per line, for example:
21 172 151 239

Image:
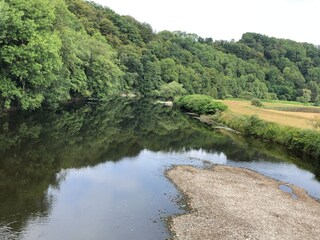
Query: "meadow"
221 99 320 129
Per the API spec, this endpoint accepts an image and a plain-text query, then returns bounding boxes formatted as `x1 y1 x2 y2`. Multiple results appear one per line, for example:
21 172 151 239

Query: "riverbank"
187 110 320 163
174 96 320 162
217 113 320 162
167 165 320 240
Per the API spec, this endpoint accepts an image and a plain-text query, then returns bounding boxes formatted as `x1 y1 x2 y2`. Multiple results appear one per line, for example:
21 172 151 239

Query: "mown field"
221 99 320 129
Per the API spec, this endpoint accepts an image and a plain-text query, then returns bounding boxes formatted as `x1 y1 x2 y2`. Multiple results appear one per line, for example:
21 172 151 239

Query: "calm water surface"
0 99 319 240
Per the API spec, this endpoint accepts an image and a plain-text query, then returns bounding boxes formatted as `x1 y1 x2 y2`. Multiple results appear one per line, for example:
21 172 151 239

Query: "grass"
263 99 312 106
174 97 320 164
267 106 320 113
216 99 320 161
221 99 320 129
218 114 320 162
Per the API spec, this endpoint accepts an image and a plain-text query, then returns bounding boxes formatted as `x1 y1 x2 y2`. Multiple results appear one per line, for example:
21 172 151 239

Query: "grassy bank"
175 96 320 160
218 113 320 161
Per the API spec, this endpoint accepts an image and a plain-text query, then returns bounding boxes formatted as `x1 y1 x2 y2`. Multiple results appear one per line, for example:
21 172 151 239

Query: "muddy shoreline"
166 165 320 240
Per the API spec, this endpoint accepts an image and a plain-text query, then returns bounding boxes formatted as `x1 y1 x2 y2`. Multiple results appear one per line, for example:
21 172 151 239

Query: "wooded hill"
1 0 320 111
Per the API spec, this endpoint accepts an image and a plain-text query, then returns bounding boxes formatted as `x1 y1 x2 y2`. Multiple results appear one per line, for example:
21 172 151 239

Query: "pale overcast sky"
92 0 319 45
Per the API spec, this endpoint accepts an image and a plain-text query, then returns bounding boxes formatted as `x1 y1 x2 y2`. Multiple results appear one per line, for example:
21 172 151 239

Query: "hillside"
1 0 320 111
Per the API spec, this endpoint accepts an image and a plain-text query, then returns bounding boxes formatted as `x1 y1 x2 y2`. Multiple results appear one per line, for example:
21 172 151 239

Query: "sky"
92 0 319 45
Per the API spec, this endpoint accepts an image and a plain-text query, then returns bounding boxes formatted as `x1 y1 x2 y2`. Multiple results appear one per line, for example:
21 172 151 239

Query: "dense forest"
1 0 320 111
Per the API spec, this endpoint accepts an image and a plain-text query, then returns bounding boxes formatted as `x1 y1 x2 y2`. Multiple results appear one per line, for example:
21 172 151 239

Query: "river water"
0 99 319 240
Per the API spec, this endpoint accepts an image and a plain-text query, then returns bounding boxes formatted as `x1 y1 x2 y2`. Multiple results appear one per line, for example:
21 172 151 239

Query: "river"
0 99 319 240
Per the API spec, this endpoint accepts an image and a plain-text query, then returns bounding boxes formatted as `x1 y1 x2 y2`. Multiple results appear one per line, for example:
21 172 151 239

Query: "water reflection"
0 99 319 239
20 156 178 240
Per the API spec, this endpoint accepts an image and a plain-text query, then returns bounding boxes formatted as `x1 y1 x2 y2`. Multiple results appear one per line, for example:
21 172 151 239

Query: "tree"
84 33 124 99
0 0 62 110
283 67 305 88
307 67 320 83
2 0 320 111
296 89 311 103
154 81 186 100
141 60 162 95
307 81 320 102
159 58 179 83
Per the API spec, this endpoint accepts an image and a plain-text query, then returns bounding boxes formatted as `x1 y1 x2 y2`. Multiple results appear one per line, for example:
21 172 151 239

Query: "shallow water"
0 99 319 239
279 185 298 200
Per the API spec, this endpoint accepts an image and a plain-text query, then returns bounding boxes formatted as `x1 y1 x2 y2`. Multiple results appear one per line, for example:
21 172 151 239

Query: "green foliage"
154 81 186 100
175 94 228 114
0 0 125 110
221 114 320 160
0 0 62 109
238 91 254 100
251 98 263 107
296 89 311 103
1 1 320 112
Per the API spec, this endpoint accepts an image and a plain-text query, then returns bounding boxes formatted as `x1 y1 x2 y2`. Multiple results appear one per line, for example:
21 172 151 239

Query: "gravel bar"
166 165 320 240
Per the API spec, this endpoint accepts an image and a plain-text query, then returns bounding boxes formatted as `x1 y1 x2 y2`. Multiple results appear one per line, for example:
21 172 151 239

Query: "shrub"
238 91 254 100
175 94 228 114
314 100 320 106
251 98 263 107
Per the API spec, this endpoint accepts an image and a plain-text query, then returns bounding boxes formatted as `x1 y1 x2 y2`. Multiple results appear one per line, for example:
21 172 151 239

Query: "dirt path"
166 165 320 240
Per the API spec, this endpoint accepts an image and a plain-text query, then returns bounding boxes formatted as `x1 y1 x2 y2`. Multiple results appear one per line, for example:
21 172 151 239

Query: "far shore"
166 165 320 240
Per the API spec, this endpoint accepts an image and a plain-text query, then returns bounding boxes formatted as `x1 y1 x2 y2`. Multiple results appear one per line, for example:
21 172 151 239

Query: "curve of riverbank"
166 165 320 240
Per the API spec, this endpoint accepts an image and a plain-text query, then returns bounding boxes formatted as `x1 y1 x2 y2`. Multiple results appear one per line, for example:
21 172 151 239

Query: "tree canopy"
1 0 320 111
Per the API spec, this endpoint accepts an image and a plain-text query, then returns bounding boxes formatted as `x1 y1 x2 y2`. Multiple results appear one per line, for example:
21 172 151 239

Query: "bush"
238 91 254 100
175 94 228 114
251 98 263 107
224 94 233 99
314 99 320 106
